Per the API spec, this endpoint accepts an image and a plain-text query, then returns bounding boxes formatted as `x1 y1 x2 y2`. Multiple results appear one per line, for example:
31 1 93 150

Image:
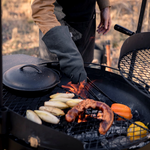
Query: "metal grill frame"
2 66 150 150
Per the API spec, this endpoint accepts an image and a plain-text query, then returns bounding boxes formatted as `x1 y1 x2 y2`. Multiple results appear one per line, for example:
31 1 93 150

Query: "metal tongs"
85 77 117 103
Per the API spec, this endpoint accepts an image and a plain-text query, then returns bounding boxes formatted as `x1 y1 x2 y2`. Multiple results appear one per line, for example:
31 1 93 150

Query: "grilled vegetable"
50 98 73 102
127 121 149 141
111 103 132 120
116 112 133 121
66 99 83 107
50 93 75 99
44 101 69 109
34 110 60 124
26 110 42 124
39 106 65 116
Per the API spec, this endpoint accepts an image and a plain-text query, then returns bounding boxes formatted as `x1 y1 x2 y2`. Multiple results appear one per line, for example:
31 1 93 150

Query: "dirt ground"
2 0 150 69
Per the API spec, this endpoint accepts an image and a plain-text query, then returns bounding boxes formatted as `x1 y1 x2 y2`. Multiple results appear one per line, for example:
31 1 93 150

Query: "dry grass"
2 0 39 57
95 0 150 68
2 0 150 68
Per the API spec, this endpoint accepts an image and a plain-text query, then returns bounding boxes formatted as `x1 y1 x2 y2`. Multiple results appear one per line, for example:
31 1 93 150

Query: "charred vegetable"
50 93 75 99
39 106 65 116
49 98 73 102
34 110 60 124
111 103 132 120
26 110 42 124
66 99 83 107
44 101 69 109
127 121 149 141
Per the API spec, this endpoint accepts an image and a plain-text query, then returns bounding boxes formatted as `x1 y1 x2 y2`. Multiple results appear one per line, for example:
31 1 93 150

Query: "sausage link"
65 99 114 135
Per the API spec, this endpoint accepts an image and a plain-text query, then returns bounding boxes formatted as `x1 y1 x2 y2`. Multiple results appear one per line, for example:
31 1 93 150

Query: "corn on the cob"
66 99 83 107
39 106 65 116
50 93 74 99
34 110 60 124
26 110 42 124
44 101 69 109
49 98 73 102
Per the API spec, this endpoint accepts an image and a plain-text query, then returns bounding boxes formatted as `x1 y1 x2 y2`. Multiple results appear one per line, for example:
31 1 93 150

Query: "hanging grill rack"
119 48 150 98
114 0 150 98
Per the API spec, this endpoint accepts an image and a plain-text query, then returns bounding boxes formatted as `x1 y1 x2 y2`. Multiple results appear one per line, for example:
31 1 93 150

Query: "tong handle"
114 24 134 36
87 77 116 103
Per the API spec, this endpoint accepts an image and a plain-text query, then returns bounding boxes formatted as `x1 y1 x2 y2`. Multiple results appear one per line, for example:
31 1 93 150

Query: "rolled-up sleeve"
31 0 61 35
97 0 111 10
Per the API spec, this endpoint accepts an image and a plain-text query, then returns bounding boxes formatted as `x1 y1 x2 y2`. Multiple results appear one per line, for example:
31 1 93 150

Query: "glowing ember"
77 112 103 123
78 114 90 123
62 80 88 98
97 112 103 119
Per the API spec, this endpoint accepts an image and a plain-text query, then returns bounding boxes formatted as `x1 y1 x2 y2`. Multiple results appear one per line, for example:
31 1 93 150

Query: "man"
31 0 111 84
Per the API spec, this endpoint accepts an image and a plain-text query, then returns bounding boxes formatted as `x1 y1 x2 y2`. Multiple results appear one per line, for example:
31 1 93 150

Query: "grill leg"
0 107 9 150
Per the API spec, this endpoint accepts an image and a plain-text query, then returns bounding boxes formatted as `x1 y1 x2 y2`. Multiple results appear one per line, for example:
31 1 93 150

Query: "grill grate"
119 49 150 98
2 80 150 150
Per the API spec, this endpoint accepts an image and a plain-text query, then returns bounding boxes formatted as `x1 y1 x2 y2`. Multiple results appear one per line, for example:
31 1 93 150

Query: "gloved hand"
42 26 87 84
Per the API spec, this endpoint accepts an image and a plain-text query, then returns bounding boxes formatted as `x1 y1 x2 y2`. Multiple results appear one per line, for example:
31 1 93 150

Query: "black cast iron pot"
3 64 61 92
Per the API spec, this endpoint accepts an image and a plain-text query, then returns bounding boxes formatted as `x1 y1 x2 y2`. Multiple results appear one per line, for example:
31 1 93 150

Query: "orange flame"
62 80 88 98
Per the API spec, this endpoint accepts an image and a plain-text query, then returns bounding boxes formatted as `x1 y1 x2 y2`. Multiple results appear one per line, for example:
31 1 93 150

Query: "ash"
73 131 103 141
129 141 150 149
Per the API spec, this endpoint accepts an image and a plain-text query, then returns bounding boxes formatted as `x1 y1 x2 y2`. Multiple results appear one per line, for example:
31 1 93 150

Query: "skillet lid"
3 64 60 91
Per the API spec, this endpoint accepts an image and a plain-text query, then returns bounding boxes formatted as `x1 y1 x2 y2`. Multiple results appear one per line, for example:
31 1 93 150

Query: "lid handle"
20 64 42 73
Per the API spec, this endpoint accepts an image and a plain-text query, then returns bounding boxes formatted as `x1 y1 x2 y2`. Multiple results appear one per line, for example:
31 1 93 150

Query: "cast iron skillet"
3 63 61 92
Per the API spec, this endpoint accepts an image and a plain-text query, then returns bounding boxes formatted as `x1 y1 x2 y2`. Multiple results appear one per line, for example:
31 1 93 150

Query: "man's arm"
31 0 61 35
97 0 111 35
31 0 87 84
97 0 110 10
